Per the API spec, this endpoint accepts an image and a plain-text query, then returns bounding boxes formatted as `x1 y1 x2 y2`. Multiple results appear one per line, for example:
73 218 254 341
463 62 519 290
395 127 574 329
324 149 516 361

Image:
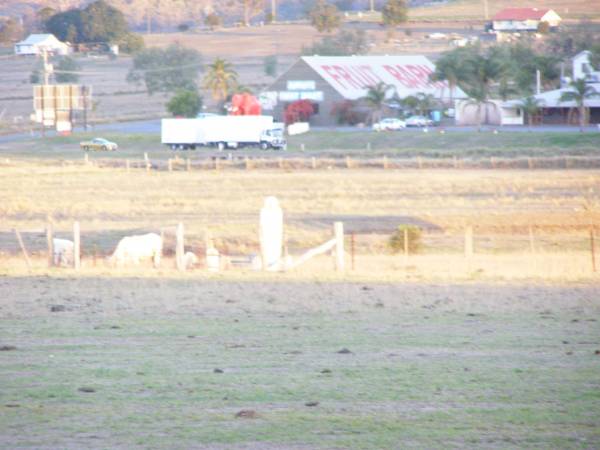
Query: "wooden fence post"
84 153 89 165
311 157 317 170
245 156 251 170
334 222 344 272
346 156 352 169
46 223 54 267
417 156 423 169
527 157 533 170
453 155 458 169
404 227 409 266
176 222 185 271
168 158 173 172
186 158 191 171
382 155 388 170
14 229 32 270
144 153 150 172
351 231 355 271
367 142 371 151
528 225 535 253
590 227 597 273
126 159 130 173
464 226 473 258
300 143 305 152
73 221 80 271
278 157 284 169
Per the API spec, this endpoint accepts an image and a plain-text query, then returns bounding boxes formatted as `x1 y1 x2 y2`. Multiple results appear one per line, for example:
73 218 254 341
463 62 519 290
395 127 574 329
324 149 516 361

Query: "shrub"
117 32 145 54
330 101 365 125
205 13 221 30
264 55 277 77
388 225 422 254
166 89 203 117
55 56 81 83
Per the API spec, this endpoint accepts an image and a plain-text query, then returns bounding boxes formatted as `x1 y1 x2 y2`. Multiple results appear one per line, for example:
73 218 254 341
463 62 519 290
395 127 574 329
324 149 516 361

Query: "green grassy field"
2 130 600 161
1 278 599 449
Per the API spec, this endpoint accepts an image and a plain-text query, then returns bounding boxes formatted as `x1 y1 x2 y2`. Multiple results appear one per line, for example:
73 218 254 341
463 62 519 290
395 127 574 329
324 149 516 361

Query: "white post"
46 223 54 267
464 225 473 258
260 197 283 271
176 222 185 271
73 221 80 271
334 222 344 272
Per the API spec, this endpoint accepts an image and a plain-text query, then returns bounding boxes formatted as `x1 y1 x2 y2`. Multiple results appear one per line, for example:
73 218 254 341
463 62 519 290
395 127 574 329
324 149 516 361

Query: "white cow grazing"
183 251 198 270
110 233 162 268
53 238 74 267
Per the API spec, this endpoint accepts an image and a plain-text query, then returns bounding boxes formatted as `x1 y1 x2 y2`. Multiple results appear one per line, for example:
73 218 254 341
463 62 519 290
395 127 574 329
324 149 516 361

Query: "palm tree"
430 51 464 106
415 92 437 116
461 49 506 131
203 58 238 103
519 96 544 130
559 78 600 132
363 82 393 124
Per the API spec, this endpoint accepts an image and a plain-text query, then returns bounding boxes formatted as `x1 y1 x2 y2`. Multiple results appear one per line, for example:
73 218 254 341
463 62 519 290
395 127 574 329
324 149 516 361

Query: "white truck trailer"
161 116 286 151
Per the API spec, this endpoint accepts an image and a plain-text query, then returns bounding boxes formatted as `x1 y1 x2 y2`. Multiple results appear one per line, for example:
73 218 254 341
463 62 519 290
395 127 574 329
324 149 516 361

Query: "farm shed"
491 7 561 32
261 55 467 127
14 34 71 56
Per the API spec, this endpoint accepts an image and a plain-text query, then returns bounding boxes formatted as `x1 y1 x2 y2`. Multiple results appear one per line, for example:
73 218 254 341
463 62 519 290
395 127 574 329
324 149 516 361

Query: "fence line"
5 222 598 276
67 155 600 172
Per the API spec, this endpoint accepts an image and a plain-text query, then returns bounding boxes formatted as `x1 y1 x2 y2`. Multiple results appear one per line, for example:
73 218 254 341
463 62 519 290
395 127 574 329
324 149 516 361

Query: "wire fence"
6 154 600 172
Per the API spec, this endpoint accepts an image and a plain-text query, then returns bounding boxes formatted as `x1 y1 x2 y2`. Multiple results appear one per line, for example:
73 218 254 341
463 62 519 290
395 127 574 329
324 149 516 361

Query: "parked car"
405 115 434 127
80 137 118 151
372 118 406 131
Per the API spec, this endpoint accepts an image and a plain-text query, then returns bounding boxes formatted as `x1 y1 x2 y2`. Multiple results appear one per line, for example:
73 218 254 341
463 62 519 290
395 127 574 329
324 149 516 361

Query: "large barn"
260 55 466 126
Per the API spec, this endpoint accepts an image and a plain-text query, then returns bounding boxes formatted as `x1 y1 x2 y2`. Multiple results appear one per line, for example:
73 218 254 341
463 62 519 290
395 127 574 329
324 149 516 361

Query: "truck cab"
260 124 286 150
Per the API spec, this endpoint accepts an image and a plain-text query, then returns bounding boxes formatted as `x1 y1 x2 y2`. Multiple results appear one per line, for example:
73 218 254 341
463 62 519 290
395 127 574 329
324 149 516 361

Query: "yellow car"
80 137 118 151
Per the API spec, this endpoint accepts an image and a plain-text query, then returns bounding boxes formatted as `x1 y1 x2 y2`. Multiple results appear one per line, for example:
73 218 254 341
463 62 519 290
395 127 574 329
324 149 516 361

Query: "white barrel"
259 196 283 270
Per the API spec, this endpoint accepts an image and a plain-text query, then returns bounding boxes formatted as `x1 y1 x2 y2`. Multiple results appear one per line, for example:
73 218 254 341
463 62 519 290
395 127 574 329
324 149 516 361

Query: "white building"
503 51 600 125
492 8 561 32
263 55 468 126
14 34 71 56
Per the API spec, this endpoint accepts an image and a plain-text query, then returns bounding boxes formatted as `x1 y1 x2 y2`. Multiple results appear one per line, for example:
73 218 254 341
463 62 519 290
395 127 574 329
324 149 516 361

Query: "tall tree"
363 82 393 124
203 58 238 103
309 0 341 33
237 0 264 26
127 44 202 95
81 0 129 42
559 78 600 132
381 0 408 28
459 46 507 130
430 50 467 105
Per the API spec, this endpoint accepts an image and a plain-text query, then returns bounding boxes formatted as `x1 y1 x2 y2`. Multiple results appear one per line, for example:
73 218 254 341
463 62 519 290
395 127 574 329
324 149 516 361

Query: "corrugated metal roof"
16 34 62 46
300 55 466 100
492 8 551 21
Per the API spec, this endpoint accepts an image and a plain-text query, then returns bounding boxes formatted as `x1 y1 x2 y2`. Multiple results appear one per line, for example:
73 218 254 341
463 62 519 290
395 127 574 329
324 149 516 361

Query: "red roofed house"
492 7 561 32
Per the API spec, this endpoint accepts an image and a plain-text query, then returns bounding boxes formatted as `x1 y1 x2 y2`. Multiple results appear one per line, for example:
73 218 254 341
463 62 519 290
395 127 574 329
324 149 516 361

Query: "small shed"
14 34 71 56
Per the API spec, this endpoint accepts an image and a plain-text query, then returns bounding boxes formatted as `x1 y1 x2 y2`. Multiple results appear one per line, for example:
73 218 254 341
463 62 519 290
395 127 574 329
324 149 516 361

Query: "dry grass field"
1 157 599 281
409 0 600 21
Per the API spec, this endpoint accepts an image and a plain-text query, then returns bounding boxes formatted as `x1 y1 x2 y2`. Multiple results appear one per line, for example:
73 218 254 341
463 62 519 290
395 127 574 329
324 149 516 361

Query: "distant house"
503 51 600 126
14 34 71 56
492 7 561 32
262 55 467 126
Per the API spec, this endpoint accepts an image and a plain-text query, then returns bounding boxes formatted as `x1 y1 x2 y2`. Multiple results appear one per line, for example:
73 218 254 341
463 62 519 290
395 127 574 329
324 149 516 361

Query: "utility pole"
483 0 489 20
370 0 375 12
271 0 277 22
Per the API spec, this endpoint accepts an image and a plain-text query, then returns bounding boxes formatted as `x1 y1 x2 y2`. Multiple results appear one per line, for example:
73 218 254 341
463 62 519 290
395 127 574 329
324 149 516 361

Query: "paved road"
1 119 599 145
